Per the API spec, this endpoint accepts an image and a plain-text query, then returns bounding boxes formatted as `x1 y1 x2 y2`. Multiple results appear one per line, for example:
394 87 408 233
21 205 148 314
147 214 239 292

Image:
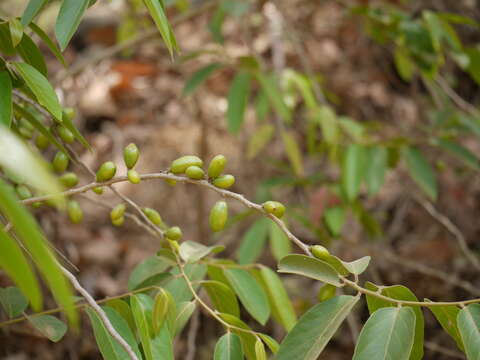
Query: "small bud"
212 174 235 189
185 165 205 180
52 151 69 173
110 203 126 221
170 155 203 174
92 186 104 195
59 172 79 188
123 143 140 169
165 226 182 241
142 207 162 226
311 245 330 260
63 108 76 121
67 200 83 224
262 201 286 218
209 201 228 232
207 155 227 178
127 169 141 184
96 161 116 182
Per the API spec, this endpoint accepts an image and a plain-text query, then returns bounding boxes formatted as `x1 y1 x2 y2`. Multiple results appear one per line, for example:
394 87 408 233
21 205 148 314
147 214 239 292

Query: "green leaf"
0 286 28 317
227 71 251 134
258 333 279 354
214 332 244 360
404 147 437 200
105 299 136 335
143 0 177 57
353 307 416 360
276 295 359 360
55 0 90 51
183 63 222 95
209 6 225 44
434 138 480 170
9 18 24 47
341 256 371 275
313 106 339 144
259 266 296 331
164 263 206 303
255 72 291 123
223 268 270 325
173 301 196 336
324 206 345 236
278 254 341 286
0 71 12 127
247 124 275 159
268 219 291 261
365 146 388 195
219 313 256 360
12 62 62 120
202 280 240 317
342 144 367 201
128 255 171 291
254 338 267 360
29 315 67 342
365 283 424 360
0 227 40 312
87 306 142 360
0 179 76 324
394 46 415 81
16 33 48 76
28 22 67 67
237 218 269 264
21 0 48 26
281 130 305 177
457 304 480 360
179 240 224 263
152 288 175 335
131 294 154 360
151 324 174 360
425 300 463 351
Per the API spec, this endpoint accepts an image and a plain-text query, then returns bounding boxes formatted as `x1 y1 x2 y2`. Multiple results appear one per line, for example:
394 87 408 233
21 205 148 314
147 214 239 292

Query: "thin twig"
60 266 139 360
416 197 480 272
436 76 480 116
185 309 200 360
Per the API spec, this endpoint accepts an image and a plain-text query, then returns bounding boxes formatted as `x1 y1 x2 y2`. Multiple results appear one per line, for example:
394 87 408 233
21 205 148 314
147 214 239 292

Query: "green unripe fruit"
52 151 69 173
96 161 116 182
110 203 126 221
35 133 50 150
16 185 32 200
165 178 176 186
170 155 203 174
32 201 42 208
112 216 125 227
212 174 235 189
57 126 74 144
262 201 286 218
63 108 75 121
209 201 228 232
123 143 140 169
207 154 227 178
317 284 336 302
311 245 330 260
142 207 162 225
59 172 79 188
67 200 83 224
165 226 182 241
92 186 104 195
18 126 33 139
127 169 141 184
185 165 205 180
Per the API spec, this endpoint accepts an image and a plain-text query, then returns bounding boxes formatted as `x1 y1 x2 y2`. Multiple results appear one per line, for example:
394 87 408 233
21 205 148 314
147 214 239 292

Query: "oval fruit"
209 201 228 232
207 154 227 178
262 201 286 218
317 284 336 302
127 169 141 184
212 174 235 189
57 126 74 144
15 185 32 200
123 143 140 169
185 165 205 180
35 133 50 150
112 216 125 227
92 186 104 195
52 151 69 173
142 207 162 226
110 203 126 221
67 200 83 224
165 226 182 241
59 172 79 188
311 245 330 260
170 155 203 174
63 108 76 121
164 178 176 186
96 161 116 182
